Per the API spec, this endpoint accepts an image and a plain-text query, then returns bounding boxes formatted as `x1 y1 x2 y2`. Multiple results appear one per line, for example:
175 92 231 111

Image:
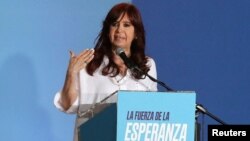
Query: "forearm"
60 70 79 110
59 49 94 110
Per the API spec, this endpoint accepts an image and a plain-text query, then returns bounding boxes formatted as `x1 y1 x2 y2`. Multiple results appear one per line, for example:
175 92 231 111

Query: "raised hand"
68 49 95 74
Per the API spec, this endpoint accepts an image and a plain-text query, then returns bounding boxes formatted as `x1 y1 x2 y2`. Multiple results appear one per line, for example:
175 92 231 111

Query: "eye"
111 22 119 27
124 23 131 27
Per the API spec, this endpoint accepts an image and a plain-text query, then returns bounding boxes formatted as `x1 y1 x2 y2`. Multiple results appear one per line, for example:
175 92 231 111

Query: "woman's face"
109 13 135 54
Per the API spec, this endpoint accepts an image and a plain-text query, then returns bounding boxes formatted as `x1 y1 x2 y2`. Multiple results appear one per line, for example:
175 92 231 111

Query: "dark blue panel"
132 0 250 140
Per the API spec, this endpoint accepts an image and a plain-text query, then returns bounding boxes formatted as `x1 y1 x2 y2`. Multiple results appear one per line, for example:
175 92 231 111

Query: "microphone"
115 47 136 69
115 47 174 91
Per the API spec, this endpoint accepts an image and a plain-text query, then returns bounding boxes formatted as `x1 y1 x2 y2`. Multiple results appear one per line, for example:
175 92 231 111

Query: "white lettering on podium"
124 123 187 141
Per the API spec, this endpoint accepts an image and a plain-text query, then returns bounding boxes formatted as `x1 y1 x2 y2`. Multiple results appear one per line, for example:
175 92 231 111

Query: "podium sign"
116 91 196 141
78 91 196 141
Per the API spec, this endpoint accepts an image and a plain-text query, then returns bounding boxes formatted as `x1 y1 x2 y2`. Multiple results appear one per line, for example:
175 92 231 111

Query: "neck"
119 65 127 76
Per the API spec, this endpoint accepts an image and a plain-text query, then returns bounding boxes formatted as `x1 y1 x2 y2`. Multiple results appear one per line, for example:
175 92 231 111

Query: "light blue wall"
1 0 249 141
133 0 250 140
0 0 130 141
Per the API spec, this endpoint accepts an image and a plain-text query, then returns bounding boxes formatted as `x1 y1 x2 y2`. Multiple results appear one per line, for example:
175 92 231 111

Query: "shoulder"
146 56 156 67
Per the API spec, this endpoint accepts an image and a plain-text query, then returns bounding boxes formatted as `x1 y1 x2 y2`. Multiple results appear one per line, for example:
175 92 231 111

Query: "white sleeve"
147 57 158 91
53 91 79 114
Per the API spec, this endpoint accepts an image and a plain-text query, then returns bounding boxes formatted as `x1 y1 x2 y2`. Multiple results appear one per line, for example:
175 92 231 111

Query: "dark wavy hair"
86 2 149 79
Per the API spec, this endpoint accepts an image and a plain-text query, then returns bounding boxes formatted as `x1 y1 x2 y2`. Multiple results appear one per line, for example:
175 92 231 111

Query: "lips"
115 35 125 41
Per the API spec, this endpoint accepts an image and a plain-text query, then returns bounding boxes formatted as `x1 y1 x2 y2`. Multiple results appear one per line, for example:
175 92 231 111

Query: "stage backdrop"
133 0 250 141
0 0 129 141
1 0 249 141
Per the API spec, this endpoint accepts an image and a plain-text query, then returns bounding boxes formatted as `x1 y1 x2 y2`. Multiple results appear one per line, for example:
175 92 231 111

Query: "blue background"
0 0 128 141
1 0 249 141
133 0 250 140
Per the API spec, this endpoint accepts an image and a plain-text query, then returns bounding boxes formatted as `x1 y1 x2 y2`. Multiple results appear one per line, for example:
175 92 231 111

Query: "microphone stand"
133 67 174 91
195 104 227 141
133 66 227 123
196 104 227 125
145 73 174 91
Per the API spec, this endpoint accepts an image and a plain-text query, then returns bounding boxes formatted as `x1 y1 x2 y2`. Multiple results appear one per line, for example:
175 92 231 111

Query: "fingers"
79 49 94 60
83 49 94 63
69 49 94 61
68 49 95 72
69 50 75 58
85 53 94 63
78 48 94 64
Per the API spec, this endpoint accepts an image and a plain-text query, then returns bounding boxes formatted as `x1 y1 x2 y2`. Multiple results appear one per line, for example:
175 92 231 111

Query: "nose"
116 24 122 32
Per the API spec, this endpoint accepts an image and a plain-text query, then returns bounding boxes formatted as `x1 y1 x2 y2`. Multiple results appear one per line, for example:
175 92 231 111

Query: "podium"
78 91 196 141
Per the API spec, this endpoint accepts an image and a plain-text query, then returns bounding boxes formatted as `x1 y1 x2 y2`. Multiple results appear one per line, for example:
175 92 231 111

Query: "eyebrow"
114 20 131 24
